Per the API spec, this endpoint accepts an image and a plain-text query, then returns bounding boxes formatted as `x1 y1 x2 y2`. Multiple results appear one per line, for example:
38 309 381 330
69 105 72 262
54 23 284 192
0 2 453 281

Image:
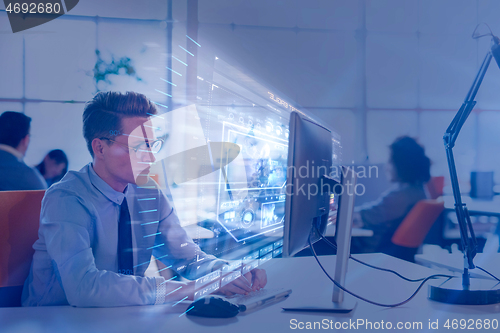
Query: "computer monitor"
282 111 357 312
283 111 332 257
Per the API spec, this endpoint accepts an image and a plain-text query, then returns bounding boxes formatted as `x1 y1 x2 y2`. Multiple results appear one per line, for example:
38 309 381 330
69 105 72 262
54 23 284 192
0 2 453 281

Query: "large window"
0 10 172 171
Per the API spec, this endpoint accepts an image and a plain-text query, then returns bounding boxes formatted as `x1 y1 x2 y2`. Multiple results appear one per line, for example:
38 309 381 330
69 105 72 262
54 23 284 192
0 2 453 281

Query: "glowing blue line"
138 197 157 201
128 254 167 269
153 101 168 109
139 209 158 213
179 306 195 317
137 162 154 165
122 133 149 139
138 186 156 189
141 220 159 226
156 254 169 260
158 265 172 273
166 286 182 296
172 56 187 66
155 89 172 98
134 260 152 268
186 35 201 47
160 78 177 86
147 112 165 119
160 275 178 285
178 45 194 56
147 243 165 250
166 67 182 76
143 124 161 130
172 296 188 307
144 232 161 238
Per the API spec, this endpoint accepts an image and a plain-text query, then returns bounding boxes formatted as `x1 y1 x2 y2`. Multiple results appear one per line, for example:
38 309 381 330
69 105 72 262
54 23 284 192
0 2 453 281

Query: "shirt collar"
0 144 24 161
88 163 128 205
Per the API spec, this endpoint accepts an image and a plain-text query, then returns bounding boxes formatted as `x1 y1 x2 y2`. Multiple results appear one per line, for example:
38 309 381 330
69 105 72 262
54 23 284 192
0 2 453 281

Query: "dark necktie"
118 197 134 275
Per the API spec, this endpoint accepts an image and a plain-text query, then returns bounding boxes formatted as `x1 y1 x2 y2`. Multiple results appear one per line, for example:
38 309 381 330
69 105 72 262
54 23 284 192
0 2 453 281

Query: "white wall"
191 0 500 186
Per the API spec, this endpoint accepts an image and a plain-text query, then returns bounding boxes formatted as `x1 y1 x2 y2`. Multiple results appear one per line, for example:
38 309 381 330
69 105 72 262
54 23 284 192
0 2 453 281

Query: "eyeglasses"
100 137 163 159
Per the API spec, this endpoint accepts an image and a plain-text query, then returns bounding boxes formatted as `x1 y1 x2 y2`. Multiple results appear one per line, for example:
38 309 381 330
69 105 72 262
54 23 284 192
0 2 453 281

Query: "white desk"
416 252 500 280
325 224 374 237
2 254 499 333
443 195 500 217
441 196 500 240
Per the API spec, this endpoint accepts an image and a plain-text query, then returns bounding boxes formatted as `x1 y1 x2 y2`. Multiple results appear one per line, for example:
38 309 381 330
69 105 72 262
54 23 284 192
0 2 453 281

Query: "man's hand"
217 268 267 296
246 268 267 291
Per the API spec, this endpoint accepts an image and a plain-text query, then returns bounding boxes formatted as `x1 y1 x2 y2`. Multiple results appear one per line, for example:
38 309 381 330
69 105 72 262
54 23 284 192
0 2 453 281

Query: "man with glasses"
22 91 266 307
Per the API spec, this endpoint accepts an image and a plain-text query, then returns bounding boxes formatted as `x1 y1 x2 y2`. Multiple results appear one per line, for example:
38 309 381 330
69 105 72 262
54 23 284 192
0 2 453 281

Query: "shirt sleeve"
41 189 161 307
152 193 224 280
356 186 412 228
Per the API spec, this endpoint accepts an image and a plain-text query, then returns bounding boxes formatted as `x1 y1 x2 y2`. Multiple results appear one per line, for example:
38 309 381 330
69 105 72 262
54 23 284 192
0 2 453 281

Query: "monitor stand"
283 167 357 313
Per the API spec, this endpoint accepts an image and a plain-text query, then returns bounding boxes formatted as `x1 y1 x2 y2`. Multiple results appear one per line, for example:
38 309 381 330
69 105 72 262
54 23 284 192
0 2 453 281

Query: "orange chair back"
426 176 445 199
0 190 44 288
391 199 444 248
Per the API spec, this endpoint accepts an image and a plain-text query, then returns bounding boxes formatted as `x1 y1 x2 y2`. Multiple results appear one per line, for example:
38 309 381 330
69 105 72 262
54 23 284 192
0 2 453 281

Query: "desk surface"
2 254 500 333
325 224 374 237
443 195 500 216
442 195 500 239
416 252 500 280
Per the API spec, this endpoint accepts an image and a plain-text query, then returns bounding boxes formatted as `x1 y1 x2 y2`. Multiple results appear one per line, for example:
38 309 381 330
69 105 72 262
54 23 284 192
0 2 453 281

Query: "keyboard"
224 288 292 312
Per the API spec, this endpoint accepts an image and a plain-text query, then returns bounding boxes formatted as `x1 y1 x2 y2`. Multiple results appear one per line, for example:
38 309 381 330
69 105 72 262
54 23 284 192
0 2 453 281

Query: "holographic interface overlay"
217 121 288 243
138 39 344 300
192 238 284 300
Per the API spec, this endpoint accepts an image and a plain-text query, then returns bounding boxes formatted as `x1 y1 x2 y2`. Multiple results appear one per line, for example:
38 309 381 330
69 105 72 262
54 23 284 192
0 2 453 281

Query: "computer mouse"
186 295 240 318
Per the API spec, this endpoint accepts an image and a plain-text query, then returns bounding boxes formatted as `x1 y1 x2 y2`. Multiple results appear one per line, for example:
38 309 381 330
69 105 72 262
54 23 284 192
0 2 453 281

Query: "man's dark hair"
389 136 431 184
82 91 157 157
0 111 31 148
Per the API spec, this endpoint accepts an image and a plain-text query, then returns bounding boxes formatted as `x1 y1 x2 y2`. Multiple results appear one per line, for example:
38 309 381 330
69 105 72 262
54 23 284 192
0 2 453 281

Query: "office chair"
385 199 444 262
426 176 445 200
0 190 45 307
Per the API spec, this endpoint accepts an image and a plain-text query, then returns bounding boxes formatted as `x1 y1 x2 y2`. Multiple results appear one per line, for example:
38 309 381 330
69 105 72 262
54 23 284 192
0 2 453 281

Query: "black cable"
350 255 427 282
322 230 500 284
476 266 500 282
317 225 427 282
321 226 500 285
308 236 455 307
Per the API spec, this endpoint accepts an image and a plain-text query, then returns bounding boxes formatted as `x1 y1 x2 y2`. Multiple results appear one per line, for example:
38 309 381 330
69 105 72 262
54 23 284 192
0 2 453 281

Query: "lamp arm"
443 50 493 286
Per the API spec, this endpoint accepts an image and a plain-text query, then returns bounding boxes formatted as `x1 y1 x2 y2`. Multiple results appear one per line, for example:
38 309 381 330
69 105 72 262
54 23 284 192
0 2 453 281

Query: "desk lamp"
429 24 500 305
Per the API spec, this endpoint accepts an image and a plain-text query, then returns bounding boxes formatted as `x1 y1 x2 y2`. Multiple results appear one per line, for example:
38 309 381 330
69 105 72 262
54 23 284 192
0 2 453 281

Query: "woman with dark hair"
36 149 68 187
352 136 431 253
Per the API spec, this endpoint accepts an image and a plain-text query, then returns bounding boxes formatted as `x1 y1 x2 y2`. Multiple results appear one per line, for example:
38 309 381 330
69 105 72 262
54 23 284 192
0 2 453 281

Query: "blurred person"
35 149 68 187
352 136 431 253
0 111 47 191
22 91 266 307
